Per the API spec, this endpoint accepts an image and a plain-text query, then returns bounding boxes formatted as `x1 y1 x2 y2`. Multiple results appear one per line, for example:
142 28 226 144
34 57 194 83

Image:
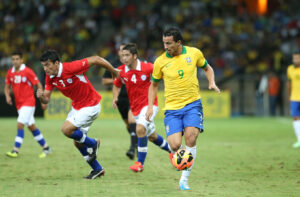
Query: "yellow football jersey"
152 46 207 110
287 64 300 101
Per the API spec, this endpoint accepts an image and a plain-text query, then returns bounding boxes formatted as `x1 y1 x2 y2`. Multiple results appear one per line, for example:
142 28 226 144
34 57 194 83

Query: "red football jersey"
45 58 101 110
5 64 39 110
114 60 158 116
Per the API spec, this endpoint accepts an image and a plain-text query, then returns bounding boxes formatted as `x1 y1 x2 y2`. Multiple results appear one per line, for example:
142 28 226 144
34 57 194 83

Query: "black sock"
129 123 137 149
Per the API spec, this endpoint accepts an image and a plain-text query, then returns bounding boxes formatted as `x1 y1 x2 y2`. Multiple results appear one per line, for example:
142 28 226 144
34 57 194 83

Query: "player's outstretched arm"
203 64 220 93
112 85 121 109
4 83 12 105
87 56 120 79
146 81 159 121
37 89 52 104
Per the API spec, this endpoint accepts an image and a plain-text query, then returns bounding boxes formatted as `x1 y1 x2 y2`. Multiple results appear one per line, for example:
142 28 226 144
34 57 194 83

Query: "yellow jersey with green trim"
152 45 207 110
287 64 300 101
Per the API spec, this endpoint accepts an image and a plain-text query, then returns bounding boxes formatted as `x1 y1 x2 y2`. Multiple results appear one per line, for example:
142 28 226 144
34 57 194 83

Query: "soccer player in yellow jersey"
287 51 300 148
146 27 220 190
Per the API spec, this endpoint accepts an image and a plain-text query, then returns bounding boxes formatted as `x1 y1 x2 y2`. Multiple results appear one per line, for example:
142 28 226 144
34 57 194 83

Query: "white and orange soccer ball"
171 149 194 170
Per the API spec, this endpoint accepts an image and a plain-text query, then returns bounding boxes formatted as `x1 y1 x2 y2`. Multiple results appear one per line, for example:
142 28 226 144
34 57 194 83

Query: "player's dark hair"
123 43 138 56
163 27 183 42
12 52 22 58
40 50 60 63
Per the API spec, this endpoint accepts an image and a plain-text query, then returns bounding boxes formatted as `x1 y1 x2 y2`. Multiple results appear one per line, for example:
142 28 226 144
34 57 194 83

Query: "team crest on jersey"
67 78 73 84
186 57 192 65
22 76 27 82
141 75 147 81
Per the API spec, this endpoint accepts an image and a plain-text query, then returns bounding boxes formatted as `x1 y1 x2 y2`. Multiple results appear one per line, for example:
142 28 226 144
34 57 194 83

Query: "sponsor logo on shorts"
166 125 170 133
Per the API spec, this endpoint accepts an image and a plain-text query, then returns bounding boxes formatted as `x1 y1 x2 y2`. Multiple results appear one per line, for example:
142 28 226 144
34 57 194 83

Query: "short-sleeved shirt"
287 64 300 101
45 58 101 110
5 64 39 110
113 60 158 116
152 45 207 110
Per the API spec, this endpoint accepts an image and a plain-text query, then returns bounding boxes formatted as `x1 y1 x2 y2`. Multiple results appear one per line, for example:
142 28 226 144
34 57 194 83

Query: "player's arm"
145 81 159 121
37 89 52 104
112 85 121 109
203 64 220 93
4 83 12 105
87 56 120 78
102 78 114 85
34 82 48 110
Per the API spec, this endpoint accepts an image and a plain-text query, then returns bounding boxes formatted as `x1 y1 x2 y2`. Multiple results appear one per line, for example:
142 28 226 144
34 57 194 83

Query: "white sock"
180 145 196 182
293 120 300 141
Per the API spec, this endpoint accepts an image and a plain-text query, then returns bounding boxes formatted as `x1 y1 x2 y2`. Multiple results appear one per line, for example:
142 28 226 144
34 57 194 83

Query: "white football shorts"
134 105 158 137
17 106 35 126
66 103 101 134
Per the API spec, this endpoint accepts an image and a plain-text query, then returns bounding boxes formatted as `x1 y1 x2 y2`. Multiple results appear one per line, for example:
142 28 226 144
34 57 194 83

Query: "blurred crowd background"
1 0 300 116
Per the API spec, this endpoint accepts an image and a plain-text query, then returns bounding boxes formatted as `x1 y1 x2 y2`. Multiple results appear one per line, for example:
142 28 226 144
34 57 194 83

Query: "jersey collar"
125 59 141 73
12 64 25 73
166 45 187 58
50 63 63 78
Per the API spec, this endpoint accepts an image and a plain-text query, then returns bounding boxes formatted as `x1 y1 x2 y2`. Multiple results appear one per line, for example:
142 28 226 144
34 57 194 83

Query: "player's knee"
169 142 181 152
148 133 157 142
136 124 146 137
17 122 25 130
61 125 73 137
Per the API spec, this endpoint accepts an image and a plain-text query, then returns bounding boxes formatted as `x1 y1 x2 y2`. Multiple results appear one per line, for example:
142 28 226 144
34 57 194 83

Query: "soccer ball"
171 149 194 170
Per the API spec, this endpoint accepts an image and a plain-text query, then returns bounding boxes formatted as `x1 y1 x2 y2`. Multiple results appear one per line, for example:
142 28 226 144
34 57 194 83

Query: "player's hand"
112 98 118 109
209 82 220 93
36 88 44 99
41 103 48 110
111 68 120 79
145 106 153 122
6 96 12 105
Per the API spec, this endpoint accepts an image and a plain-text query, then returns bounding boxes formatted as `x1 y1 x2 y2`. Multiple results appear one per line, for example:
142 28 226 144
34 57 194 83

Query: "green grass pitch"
0 117 299 197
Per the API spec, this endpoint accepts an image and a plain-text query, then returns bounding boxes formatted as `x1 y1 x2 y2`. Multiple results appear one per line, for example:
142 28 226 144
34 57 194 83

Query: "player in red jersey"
37 50 119 179
4 52 51 158
113 43 171 172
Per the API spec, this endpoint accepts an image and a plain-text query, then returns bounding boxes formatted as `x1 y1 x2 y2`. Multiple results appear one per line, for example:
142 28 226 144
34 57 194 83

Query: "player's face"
11 55 23 68
41 60 59 76
118 45 125 64
122 50 136 67
163 36 181 56
293 54 300 66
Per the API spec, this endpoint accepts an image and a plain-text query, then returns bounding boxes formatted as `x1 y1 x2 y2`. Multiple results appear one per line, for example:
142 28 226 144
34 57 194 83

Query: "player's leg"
126 110 137 159
179 99 204 190
117 97 137 159
129 123 147 172
148 132 171 153
6 106 33 157
74 141 104 179
6 121 25 157
291 101 300 148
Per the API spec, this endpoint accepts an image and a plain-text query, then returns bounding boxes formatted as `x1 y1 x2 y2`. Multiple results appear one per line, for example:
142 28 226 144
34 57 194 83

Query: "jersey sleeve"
26 68 39 85
5 71 11 84
64 58 89 75
195 48 208 68
151 59 162 82
45 75 53 91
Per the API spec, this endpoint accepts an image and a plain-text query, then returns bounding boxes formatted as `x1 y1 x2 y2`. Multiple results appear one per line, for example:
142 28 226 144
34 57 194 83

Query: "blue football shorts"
290 101 300 117
164 99 204 137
